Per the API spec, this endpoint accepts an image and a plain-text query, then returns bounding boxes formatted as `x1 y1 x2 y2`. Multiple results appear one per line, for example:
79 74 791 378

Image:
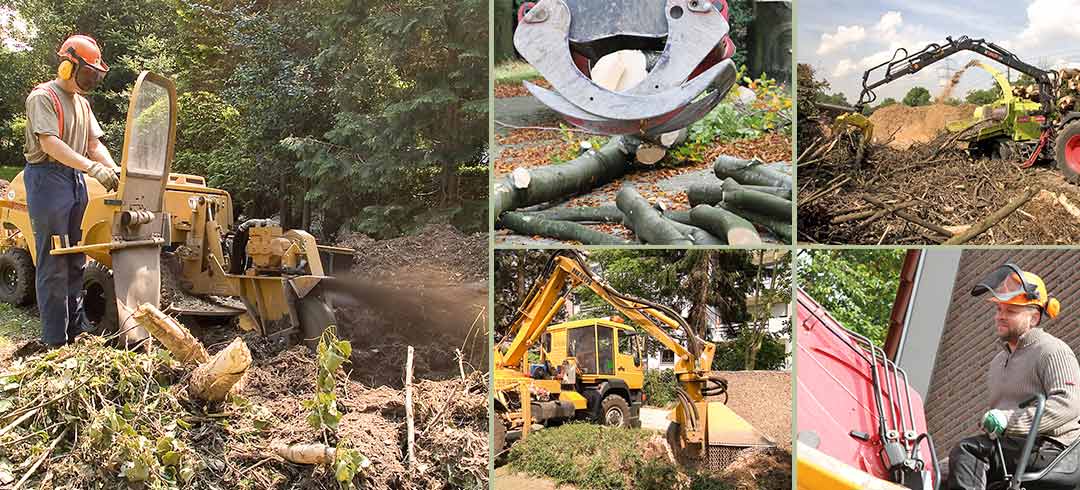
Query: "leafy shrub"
643 369 678 407
711 329 790 371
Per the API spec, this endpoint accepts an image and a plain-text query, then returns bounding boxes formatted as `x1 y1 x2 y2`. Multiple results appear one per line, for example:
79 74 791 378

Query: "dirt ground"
0 224 490 489
709 370 792 450
798 117 1080 245
868 103 976 148
333 224 488 387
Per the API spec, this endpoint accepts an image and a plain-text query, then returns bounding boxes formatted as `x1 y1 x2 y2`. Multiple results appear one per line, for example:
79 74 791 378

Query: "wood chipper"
0 71 352 345
493 250 773 470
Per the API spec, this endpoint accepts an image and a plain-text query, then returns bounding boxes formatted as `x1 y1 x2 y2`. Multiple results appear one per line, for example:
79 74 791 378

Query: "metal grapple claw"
513 0 737 137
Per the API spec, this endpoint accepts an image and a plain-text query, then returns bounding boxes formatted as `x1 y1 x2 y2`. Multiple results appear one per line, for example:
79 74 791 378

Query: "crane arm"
496 251 715 377
855 36 1056 118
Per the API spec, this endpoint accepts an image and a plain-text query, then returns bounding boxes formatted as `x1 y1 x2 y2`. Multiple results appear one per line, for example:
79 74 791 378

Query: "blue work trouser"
24 162 89 346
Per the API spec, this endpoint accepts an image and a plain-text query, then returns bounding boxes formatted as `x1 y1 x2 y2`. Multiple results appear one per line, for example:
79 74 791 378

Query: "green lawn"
0 165 21 182
0 303 39 351
495 60 540 84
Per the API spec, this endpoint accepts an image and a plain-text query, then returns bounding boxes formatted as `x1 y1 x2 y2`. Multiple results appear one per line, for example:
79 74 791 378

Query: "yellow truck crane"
0 72 349 346
494 250 773 470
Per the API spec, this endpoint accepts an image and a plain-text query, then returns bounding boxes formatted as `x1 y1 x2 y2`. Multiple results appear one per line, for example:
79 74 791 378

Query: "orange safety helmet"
57 34 108 92
971 263 1061 320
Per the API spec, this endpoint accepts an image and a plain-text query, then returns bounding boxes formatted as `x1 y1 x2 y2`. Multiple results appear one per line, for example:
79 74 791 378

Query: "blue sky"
798 0 1080 105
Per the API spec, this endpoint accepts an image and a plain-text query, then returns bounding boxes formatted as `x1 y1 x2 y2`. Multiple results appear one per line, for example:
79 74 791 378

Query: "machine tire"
82 260 118 336
599 394 630 427
298 292 337 350
1055 121 1080 185
494 418 507 455
0 248 35 306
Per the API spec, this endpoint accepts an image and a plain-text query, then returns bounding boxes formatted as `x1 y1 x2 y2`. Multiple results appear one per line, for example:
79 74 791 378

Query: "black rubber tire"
82 260 118 336
599 394 630 428
1055 120 1080 185
494 418 507 454
298 292 336 350
0 248 35 306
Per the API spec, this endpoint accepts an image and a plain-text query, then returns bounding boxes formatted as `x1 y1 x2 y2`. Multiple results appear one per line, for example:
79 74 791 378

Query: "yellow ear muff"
1046 297 1061 319
57 59 74 80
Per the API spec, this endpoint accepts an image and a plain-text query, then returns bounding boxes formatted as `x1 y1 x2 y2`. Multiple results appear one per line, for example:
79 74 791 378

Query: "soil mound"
869 103 976 148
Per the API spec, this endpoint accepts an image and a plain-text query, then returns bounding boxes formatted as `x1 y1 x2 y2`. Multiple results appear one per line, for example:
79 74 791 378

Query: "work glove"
982 409 1009 439
86 162 119 191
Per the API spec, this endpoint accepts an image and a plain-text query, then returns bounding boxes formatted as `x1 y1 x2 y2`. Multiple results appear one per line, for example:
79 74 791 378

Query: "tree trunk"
616 185 694 245
688 181 790 207
500 212 632 245
689 205 761 245
721 181 792 219
525 205 625 223
712 155 792 190
664 217 725 245
188 338 252 402
493 136 641 219
721 204 792 243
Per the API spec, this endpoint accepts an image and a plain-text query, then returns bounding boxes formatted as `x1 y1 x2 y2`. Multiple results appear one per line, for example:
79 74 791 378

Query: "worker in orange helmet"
21 34 118 349
947 264 1080 489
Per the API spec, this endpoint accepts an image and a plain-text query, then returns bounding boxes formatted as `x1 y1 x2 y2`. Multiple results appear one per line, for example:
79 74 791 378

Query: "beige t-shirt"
23 80 104 164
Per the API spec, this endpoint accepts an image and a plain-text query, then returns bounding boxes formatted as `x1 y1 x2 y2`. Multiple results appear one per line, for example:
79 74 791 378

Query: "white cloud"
874 11 903 40
832 59 859 78
1012 0 1080 52
817 25 866 55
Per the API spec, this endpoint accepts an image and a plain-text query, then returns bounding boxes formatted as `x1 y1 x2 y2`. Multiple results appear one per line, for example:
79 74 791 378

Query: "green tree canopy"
902 86 932 107
796 249 905 346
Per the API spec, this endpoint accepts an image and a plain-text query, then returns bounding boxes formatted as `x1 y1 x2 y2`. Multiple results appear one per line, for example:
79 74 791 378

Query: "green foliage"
815 92 850 107
304 326 352 432
877 98 898 109
2 0 488 240
966 87 1003 105
507 424 733 490
507 424 668 489
712 329 789 371
902 86 932 107
726 0 754 70
796 249 906 346
333 442 372 489
548 125 606 164
642 369 678 407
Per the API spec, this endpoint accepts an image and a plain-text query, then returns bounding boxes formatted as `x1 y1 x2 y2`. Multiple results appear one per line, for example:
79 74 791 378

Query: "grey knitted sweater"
988 328 1080 444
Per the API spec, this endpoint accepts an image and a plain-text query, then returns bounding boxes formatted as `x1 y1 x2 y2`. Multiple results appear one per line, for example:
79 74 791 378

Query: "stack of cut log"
494 137 793 244
1057 68 1080 112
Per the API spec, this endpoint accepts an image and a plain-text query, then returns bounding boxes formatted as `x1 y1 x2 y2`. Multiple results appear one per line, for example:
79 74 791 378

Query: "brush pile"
0 328 488 489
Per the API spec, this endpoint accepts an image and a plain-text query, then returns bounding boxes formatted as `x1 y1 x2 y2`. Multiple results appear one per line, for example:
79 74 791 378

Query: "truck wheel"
82 261 119 336
0 248 34 306
494 418 507 454
600 394 630 427
1055 121 1080 184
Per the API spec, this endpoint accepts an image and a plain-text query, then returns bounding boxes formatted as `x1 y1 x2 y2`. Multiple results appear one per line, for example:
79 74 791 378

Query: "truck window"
597 325 614 375
568 326 597 374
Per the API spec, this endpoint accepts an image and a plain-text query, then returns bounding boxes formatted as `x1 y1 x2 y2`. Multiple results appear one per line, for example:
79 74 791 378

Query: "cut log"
500 212 631 245
273 442 336 465
662 210 693 226
635 144 667 165
687 181 789 207
663 218 726 245
689 205 762 245
721 181 792 219
616 185 694 245
131 303 209 365
712 155 792 190
188 338 252 402
719 204 792 243
526 205 624 223
943 187 1037 245
493 136 641 218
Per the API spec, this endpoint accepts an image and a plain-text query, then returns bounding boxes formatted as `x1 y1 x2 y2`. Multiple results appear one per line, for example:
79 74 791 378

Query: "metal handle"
1010 393 1047 490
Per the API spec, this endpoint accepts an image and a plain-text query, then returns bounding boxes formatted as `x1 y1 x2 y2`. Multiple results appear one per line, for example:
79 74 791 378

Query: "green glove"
982 409 1008 439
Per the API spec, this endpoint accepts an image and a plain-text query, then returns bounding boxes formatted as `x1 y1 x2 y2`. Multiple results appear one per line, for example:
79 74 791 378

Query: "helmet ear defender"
57 59 74 80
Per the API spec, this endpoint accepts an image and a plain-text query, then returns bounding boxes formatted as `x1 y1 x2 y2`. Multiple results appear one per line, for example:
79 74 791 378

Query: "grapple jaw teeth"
514 0 737 136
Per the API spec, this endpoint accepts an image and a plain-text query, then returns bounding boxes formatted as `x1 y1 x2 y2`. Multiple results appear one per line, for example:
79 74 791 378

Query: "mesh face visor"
67 48 108 92
970 264 1036 303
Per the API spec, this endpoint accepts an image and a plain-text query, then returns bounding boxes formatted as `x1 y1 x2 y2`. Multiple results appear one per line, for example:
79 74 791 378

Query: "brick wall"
925 250 1080 454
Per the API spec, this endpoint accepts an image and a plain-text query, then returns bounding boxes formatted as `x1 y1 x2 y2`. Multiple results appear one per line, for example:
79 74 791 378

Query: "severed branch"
943 188 1037 245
